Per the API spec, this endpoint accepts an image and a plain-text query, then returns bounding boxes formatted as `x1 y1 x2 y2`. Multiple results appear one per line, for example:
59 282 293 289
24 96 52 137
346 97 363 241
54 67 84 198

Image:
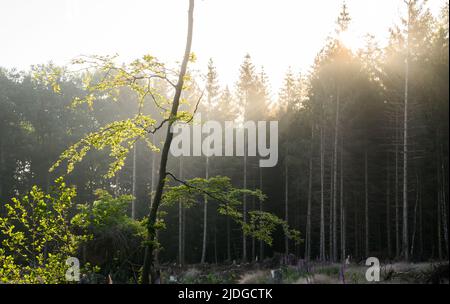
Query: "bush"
0 178 88 283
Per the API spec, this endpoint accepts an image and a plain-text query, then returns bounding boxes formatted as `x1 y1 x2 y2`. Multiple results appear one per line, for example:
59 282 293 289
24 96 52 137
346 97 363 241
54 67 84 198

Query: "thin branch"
186 89 205 124
165 171 227 204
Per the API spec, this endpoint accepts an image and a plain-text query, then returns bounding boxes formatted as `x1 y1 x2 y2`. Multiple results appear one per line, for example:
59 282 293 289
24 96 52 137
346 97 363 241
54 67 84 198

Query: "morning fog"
170 114 278 167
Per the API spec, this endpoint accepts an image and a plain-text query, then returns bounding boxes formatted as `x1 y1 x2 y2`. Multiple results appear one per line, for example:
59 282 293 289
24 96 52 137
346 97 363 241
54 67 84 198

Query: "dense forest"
0 0 448 284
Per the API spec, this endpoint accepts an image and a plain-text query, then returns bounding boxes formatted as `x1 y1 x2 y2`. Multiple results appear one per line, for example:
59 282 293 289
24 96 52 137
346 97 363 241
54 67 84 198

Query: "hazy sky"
0 0 444 93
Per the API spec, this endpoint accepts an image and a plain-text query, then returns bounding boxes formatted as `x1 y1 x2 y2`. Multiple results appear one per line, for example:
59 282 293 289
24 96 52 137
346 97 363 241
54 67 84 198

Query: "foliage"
72 189 146 279
0 178 88 283
162 175 301 246
34 54 196 179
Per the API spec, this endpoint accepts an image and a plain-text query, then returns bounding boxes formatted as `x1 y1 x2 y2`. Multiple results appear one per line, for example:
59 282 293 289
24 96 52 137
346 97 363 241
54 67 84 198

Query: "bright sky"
0 0 443 94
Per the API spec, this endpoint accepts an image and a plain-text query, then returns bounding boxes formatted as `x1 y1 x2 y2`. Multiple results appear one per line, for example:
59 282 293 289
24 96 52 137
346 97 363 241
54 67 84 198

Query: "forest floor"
159 260 449 284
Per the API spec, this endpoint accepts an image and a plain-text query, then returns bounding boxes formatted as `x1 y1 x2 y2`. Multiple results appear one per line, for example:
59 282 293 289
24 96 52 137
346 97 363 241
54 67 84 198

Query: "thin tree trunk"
178 157 184 265
340 135 345 262
355 204 359 258
242 134 247 262
319 124 325 261
0 137 3 200
141 0 194 283
395 111 400 258
305 124 314 261
332 91 339 262
227 216 231 262
386 153 391 258
440 146 449 256
214 221 218 264
252 195 256 261
410 172 419 257
201 147 209 264
182 197 186 263
329 150 333 261
285 147 289 256
437 170 443 260
259 167 264 261
365 149 369 257
402 2 410 261
419 190 423 258
131 143 137 219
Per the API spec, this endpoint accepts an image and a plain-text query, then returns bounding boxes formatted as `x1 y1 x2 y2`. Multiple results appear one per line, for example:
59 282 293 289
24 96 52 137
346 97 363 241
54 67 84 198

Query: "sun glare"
339 29 363 51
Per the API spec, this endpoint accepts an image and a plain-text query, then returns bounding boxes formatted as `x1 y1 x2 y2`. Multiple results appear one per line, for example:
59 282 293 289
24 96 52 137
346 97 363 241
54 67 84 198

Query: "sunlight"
339 28 363 52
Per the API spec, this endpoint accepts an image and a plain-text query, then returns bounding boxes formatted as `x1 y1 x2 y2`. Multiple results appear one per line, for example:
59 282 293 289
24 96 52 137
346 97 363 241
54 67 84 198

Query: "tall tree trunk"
141 0 194 283
329 150 333 260
437 166 443 260
340 135 345 262
131 143 137 219
201 144 209 264
150 134 160 265
252 195 256 260
259 166 264 261
285 147 289 256
201 91 213 264
305 124 314 261
242 134 247 262
332 91 339 262
319 125 325 261
178 157 184 265
395 111 400 258
440 146 449 256
402 2 410 261
227 215 231 262
0 137 3 200
214 222 218 264
410 172 419 257
419 190 423 258
386 153 391 258
354 204 359 258
365 149 369 257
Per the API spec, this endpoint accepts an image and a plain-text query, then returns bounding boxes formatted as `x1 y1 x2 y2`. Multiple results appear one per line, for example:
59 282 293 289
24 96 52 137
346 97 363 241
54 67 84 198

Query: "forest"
0 0 448 284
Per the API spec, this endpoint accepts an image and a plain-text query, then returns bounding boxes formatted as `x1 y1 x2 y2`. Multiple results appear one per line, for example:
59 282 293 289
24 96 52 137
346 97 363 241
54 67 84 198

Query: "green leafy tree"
0 178 89 283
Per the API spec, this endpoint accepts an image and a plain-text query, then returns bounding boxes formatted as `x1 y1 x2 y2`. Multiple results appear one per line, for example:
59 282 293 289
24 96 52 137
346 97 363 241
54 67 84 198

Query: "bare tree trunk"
402 2 410 261
141 0 194 283
440 147 449 256
395 111 400 259
410 172 419 257
386 153 391 258
178 157 184 265
227 216 231 262
340 135 345 262
182 197 186 263
259 167 264 261
419 190 423 258
332 91 339 262
355 205 359 258
131 143 137 219
305 124 314 261
319 125 325 261
214 221 218 264
365 149 369 257
0 137 3 200
201 145 209 264
242 134 247 262
252 195 256 261
437 168 443 260
285 147 289 256
329 151 333 260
